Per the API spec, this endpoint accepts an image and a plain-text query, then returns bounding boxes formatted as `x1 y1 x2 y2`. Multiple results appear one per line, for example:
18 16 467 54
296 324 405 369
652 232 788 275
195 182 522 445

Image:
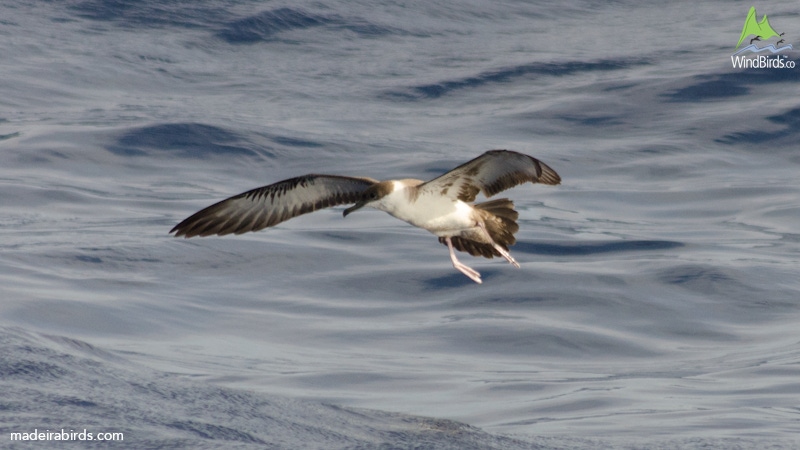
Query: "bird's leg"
445 237 482 284
477 222 520 268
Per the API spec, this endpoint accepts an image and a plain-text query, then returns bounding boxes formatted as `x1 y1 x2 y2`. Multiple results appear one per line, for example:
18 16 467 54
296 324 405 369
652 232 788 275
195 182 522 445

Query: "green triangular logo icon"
736 6 780 48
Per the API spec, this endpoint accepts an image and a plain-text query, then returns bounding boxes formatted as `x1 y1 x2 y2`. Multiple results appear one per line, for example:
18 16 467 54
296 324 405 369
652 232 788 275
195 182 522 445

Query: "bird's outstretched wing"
418 150 561 202
170 174 378 237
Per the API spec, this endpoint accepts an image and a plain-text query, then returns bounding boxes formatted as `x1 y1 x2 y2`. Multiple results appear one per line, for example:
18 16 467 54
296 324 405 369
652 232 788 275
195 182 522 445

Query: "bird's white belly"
384 194 477 235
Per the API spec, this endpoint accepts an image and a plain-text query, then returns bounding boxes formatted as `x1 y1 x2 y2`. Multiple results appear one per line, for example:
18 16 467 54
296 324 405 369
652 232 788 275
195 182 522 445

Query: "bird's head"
343 181 394 217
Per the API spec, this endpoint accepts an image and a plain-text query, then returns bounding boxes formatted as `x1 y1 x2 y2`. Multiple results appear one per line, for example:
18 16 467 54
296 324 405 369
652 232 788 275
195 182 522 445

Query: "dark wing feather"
418 150 560 202
170 174 378 237
439 236 503 258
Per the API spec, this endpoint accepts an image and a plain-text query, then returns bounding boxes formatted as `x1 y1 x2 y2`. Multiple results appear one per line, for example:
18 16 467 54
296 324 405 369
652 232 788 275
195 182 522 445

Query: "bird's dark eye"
370 192 378 200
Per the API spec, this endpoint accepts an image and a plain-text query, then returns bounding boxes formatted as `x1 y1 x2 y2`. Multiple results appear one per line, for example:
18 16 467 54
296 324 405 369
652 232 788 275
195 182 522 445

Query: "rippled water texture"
2 1 799 448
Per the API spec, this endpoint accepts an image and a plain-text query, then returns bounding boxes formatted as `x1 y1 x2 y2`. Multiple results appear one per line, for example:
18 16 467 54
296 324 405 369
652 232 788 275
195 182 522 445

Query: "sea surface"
2 1 800 448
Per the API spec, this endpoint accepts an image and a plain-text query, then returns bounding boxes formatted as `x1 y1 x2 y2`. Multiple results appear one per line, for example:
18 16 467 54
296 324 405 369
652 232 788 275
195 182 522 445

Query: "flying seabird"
170 150 561 284
750 36 761 44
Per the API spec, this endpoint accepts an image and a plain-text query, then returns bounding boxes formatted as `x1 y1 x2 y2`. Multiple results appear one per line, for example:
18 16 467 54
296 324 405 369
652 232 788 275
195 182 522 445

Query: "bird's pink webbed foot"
445 236 482 284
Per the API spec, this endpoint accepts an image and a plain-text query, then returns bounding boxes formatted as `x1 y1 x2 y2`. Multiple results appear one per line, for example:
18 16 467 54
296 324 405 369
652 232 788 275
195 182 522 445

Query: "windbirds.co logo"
731 6 795 69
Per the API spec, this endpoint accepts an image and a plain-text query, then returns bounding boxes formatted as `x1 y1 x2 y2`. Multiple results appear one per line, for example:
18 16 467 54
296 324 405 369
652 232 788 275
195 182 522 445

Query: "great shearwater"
171 150 560 284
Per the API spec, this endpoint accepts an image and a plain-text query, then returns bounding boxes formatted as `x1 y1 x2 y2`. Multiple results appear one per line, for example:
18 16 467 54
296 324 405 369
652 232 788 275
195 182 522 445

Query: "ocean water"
2 1 800 448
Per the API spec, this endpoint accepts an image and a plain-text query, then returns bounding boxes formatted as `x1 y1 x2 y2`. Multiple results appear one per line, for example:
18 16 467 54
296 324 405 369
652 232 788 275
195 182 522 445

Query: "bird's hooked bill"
343 201 366 217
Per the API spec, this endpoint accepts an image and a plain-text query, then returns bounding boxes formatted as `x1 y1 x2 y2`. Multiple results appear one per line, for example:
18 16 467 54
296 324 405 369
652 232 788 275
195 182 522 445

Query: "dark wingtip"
169 220 196 238
537 160 561 186
169 227 188 238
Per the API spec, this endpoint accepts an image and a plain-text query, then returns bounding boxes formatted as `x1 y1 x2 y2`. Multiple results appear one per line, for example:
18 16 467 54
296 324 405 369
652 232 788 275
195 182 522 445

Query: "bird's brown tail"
474 198 519 248
438 198 520 259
